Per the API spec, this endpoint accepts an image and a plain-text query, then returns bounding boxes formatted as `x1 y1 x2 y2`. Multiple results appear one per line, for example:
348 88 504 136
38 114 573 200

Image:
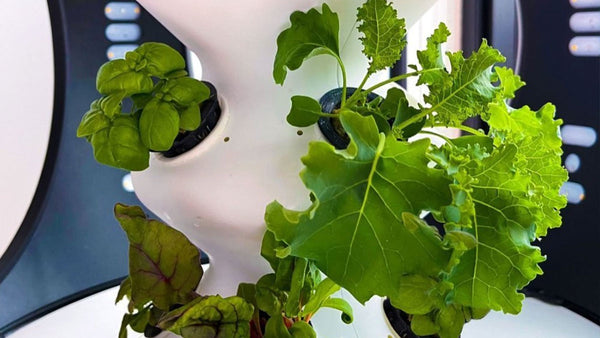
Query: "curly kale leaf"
266 111 452 303
357 0 406 74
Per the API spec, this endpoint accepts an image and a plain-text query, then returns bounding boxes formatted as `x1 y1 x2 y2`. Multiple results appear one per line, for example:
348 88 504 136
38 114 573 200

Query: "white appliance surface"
7 285 599 338
0 0 54 258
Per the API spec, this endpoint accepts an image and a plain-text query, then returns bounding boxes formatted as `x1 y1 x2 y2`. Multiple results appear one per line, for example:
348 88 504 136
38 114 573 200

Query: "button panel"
570 0 600 9
561 124 598 147
570 12 600 32
105 2 141 21
560 181 586 204
107 44 139 60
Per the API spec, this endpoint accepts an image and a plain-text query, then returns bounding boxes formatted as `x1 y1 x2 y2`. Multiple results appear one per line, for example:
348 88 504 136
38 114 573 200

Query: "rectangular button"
105 23 141 42
561 124 597 147
570 12 600 32
560 182 585 205
107 44 139 60
105 2 141 21
569 36 600 56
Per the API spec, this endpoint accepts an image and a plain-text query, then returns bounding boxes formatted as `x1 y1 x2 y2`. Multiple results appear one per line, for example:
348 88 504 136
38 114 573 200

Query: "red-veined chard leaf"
114 204 203 311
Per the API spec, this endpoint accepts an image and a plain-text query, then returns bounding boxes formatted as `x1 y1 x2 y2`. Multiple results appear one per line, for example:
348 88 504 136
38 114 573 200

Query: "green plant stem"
419 130 455 145
343 68 443 108
335 55 348 106
432 124 486 136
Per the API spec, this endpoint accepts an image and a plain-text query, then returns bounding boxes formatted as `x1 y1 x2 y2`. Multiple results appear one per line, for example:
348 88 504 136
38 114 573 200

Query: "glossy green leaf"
77 105 111 138
285 258 308 317
162 295 253 338
289 321 316 338
114 204 203 311
302 278 340 316
179 104 201 131
322 298 353 324
391 274 439 315
436 305 465 338
139 98 180 151
116 277 132 305
129 42 186 78
273 4 340 85
357 0 406 73
380 87 425 138
264 315 292 338
411 314 439 336
287 96 324 127
96 59 153 96
266 111 452 303
90 115 149 171
255 274 286 317
159 77 210 107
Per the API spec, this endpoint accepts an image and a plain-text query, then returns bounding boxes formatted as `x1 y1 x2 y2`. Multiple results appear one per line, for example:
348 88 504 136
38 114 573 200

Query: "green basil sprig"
77 43 210 171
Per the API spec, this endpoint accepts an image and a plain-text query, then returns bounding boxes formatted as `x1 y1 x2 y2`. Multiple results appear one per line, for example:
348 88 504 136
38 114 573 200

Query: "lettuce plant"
266 0 568 337
77 43 210 171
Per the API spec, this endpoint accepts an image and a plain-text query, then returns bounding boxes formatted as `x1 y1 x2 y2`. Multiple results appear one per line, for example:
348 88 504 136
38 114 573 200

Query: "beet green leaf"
114 204 203 311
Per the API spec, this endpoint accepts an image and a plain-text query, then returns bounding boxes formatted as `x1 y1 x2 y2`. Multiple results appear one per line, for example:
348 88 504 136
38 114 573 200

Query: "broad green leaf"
90 115 149 171
179 104 201 131
128 42 186 78
486 103 568 237
411 314 439 336
322 298 353 324
159 77 210 107
380 87 425 138
391 274 439 315
417 34 505 126
266 111 452 303
287 96 324 127
436 304 465 338
255 274 287 317
302 278 340 316
114 204 203 311
264 315 292 338
77 104 111 137
273 4 340 85
357 0 406 73
164 295 253 338
139 98 180 151
435 145 546 314
289 321 316 338
96 59 153 96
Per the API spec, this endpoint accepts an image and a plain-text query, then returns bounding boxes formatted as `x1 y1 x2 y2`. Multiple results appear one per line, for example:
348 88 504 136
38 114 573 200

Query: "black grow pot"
383 298 440 338
318 87 381 149
161 81 221 158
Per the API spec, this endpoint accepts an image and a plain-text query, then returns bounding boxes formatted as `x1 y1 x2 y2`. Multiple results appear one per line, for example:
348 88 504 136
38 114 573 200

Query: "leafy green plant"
266 0 568 337
77 43 210 171
114 204 254 338
236 231 352 338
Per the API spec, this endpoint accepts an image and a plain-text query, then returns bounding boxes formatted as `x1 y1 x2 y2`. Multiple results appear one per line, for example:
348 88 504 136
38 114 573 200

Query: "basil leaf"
266 111 452 304
76 105 111 137
139 98 180 151
287 96 324 127
273 4 340 85
160 77 210 107
114 204 203 311
96 59 153 96
90 115 149 171
130 42 186 78
179 104 201 131
357 0 406 73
